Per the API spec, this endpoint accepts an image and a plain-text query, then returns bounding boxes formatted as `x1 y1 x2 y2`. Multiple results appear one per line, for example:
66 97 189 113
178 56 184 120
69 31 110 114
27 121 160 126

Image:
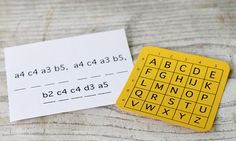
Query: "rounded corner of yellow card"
203 123 214 132
220 61 230 73
115 46 230 131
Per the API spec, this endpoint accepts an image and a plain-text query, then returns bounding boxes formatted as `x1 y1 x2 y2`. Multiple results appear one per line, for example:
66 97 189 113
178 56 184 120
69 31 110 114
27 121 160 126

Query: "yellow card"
116 46 230 131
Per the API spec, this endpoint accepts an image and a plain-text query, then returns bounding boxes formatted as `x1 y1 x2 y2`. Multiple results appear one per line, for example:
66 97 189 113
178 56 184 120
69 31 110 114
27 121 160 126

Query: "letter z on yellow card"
116 46 230 131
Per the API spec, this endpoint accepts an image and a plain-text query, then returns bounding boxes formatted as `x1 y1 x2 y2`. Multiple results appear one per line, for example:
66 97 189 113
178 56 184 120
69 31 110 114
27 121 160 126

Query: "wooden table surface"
1 0 236 140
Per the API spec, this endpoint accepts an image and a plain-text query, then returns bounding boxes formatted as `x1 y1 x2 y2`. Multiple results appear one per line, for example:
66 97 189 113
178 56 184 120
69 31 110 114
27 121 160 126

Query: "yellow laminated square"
162 96 180 109
201 80 219 94
146 92 164 105
157 106 175 119
170 73 188 87
197 92 215 106
177 99 195 113
182 88 199 102
205 68 223 82
175 61 192 75
155 70 173 83
145 55 162 68
166 85 184 98
173 110 191 124
130 88 149 100
193 103 211 117
136 77 153 90
190 64 207 79
151 81 168 94
185 76 203 90
141 102 160 115
116 46 230 131
141 66 158 79
160 58 177 72
189 115 208 128
125 98 144 111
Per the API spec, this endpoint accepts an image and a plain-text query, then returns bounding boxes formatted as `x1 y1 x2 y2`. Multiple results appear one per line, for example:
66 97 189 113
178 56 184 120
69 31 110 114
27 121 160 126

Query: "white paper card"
4 29 133 121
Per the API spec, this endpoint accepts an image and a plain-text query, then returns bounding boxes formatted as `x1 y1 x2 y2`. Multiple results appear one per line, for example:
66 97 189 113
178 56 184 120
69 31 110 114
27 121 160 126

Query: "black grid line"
124 55 157 108
139 58 163 112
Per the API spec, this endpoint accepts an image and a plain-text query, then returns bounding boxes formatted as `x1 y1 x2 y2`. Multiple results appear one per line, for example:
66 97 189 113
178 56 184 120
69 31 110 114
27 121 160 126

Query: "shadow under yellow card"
116 46 230 131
